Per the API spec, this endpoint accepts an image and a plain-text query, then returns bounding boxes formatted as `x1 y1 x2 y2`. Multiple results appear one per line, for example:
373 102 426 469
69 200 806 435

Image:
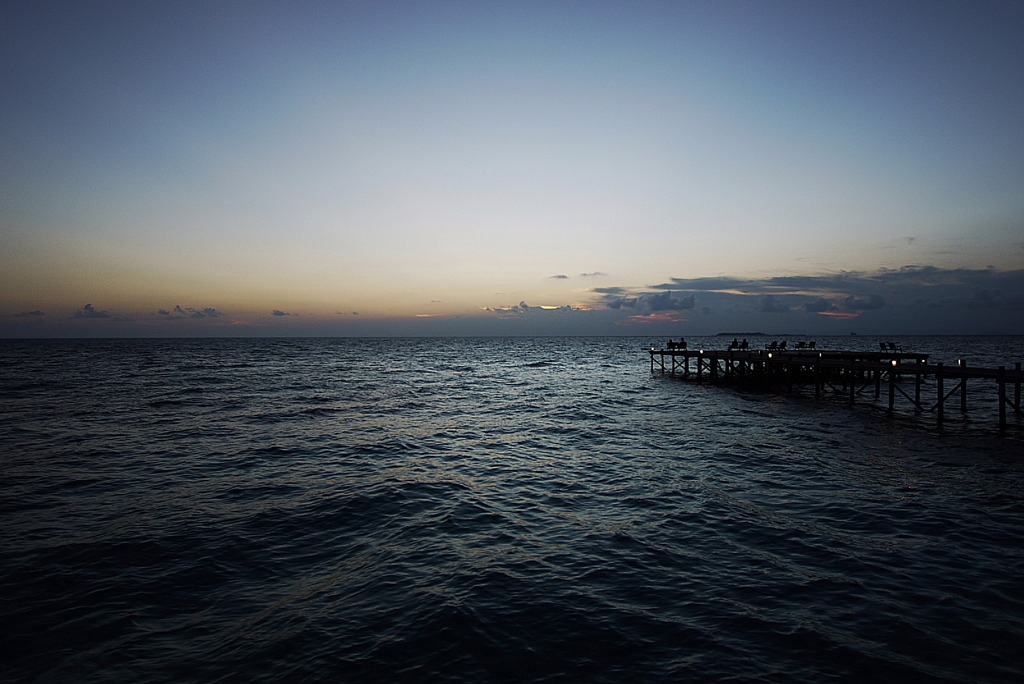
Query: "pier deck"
649 347 1024 432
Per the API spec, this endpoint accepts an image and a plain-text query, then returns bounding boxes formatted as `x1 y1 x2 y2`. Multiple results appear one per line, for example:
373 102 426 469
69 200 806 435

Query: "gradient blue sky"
3 0 1022 336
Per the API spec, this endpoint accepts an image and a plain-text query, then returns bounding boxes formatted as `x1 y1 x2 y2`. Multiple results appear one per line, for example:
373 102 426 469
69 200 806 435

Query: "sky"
2 0 1023 337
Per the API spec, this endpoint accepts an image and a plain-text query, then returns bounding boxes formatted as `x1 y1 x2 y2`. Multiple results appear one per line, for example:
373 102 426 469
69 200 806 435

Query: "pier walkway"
649 346 1024 432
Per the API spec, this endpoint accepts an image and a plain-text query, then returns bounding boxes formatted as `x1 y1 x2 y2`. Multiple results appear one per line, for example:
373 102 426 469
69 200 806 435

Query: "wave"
2 336 1023 682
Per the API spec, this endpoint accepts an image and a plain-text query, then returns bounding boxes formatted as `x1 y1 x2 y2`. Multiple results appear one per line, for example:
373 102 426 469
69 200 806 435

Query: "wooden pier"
649 346 1024 432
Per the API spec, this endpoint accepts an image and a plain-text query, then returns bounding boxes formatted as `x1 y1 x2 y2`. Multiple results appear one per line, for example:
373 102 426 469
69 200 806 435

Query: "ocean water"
2 336 1023 683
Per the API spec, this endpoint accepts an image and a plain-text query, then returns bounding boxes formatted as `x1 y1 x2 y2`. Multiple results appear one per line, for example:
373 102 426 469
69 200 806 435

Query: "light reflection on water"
1 336 1022 682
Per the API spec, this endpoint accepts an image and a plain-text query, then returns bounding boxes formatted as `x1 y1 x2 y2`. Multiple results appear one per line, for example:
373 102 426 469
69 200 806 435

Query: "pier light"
767 353 772 359
891 359 898 366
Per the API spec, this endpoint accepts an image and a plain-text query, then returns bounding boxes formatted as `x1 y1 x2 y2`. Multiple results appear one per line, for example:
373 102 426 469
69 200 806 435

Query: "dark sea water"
2 336 1023 683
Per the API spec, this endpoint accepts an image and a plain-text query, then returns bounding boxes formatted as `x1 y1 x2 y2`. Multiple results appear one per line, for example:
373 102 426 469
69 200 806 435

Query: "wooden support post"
875 368 881 399
998 366 1007 431
1016 362 1021 412
814 359 821 400
915 371 922 409
936 363 944 426
848 361 856 405
960 360 968 413
888 366 896 412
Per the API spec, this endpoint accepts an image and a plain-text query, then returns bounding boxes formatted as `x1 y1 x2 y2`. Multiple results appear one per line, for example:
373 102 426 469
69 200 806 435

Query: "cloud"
13 310 44 317
650 291 695 311
961 287 1024 312
72 303 110 319
581 272 608 277
654 277 748 292
592 266 1024 328
757 295 788 313
842 294 885 310
167 305 224 319
486 301 531 315
548 274 569 280
601 290 695 312
882 236 916 249
802 298 836 313
272 310 297 316
485 300 587 317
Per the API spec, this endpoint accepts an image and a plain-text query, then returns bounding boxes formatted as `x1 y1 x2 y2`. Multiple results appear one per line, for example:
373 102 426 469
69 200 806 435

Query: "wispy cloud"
271 310 297 316
12 310 44 318
484 301 588 317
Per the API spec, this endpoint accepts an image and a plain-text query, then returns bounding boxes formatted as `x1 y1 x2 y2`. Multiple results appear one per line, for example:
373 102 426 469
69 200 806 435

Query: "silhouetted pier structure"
649 345 1024 432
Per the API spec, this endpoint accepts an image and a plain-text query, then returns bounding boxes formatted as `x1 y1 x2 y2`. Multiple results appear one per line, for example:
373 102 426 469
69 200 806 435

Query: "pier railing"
649 347 1024 432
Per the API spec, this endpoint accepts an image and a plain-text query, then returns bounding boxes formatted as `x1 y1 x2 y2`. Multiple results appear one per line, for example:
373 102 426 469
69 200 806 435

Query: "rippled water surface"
2 336 1023 682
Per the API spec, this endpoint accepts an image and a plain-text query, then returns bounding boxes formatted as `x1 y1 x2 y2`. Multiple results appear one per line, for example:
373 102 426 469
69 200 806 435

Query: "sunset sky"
3 0 1022 337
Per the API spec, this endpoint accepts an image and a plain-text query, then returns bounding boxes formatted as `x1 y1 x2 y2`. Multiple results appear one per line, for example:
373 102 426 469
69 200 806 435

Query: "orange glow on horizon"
617 312 690 325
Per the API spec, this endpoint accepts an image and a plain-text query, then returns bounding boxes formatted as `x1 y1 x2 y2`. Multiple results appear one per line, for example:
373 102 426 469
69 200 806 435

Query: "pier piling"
649 346 1022 434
